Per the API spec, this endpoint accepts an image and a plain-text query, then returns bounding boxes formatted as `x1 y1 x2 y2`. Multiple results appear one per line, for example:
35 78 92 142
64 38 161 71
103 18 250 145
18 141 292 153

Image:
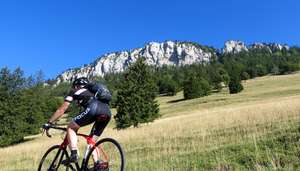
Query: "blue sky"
0 0 299 79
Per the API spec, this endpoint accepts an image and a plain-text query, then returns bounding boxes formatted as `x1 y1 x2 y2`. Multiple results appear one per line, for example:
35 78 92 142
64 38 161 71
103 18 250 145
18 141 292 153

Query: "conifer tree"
114 58 160 129
0 67 60 146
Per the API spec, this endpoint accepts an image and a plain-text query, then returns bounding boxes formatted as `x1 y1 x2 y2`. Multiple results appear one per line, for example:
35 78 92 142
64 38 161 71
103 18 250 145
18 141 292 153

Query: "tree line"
0 68 61 146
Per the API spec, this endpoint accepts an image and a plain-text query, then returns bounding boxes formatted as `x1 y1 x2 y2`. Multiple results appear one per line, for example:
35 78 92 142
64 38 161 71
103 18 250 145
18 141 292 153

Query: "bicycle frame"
59 133 92 170
47 126 107 171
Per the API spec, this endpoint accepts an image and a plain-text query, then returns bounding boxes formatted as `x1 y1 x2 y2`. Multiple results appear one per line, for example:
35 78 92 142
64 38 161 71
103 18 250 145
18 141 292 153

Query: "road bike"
37 125 125 171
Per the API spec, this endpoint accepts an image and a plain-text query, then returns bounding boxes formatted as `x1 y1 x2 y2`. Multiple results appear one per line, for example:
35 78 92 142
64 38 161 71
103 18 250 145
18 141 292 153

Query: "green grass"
158 73 300 118
194 123 300 171
122 117 300 171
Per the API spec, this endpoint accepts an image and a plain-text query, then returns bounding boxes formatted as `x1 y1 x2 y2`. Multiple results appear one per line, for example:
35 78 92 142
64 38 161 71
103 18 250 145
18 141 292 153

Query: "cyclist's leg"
90 113 111 162
69 107 95 161
67 122 80 151
90 101 112 139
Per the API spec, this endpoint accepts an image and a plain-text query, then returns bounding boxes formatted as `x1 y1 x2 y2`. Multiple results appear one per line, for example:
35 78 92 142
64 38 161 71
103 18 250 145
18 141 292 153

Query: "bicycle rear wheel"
84 138 125 171
38 145 71 171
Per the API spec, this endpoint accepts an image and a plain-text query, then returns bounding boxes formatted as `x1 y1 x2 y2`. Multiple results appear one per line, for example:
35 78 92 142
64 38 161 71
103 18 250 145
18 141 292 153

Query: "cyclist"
42 77 112 166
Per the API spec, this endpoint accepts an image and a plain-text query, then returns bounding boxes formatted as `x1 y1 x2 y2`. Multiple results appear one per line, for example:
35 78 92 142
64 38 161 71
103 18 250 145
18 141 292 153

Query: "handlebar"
44 125 67 138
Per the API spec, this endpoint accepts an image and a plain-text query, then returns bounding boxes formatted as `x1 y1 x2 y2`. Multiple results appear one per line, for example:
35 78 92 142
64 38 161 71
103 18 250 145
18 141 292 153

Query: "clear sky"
0 0 299 79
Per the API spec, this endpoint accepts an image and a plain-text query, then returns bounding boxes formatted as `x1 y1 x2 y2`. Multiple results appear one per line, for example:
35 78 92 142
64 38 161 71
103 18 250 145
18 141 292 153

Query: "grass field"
1 73 300 170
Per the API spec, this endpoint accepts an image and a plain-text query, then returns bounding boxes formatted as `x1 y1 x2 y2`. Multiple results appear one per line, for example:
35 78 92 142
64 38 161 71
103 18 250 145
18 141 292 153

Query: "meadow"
1 73 300 171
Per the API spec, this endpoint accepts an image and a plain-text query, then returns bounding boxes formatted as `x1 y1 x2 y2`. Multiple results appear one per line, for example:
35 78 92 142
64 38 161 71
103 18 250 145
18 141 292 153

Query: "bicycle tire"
84 138 125 171
37 145 70 171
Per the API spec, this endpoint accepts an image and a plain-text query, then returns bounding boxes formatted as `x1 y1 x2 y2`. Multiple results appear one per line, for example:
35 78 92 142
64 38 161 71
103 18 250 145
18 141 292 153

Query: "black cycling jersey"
65 88 95 107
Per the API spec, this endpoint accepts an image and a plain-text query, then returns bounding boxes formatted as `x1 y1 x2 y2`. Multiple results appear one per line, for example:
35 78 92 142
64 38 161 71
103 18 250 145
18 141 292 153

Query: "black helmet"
72 77 89 88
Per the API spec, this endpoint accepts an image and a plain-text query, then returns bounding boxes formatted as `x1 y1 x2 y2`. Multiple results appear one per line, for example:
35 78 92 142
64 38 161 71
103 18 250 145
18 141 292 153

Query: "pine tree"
0 67 61 146
114 58 160 129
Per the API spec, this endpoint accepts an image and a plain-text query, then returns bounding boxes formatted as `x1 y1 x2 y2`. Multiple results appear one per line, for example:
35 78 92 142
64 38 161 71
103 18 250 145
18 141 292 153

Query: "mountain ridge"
55 40 290 84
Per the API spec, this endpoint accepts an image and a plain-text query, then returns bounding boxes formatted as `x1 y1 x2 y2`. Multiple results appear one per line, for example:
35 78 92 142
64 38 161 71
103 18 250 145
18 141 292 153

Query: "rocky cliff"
55 40 289 84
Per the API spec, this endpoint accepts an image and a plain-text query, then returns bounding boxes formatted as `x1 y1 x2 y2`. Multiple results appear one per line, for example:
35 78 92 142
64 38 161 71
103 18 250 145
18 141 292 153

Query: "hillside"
1 73 300 170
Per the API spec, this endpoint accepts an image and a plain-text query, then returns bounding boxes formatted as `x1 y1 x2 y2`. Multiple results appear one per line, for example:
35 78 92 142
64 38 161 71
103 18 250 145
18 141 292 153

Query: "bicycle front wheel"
84 138 125 171
37 145 70 171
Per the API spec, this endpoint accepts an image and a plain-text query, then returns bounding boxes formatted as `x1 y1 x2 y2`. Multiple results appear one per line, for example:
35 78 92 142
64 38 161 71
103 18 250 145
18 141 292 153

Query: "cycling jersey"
65 88 95 108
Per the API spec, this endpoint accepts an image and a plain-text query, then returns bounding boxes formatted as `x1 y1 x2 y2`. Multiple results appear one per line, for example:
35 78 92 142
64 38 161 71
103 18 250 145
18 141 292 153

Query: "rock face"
55 40 290 84
222 40 248 54
55 41 215 84
250 42 289 53
268 43 290 52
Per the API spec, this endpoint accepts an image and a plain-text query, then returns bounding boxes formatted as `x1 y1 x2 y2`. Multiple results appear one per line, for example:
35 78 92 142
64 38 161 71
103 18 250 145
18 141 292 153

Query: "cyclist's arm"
48 101 70 123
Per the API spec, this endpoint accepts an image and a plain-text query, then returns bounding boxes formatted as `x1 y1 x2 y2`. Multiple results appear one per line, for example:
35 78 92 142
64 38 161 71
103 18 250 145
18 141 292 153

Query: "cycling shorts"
73 99 111 136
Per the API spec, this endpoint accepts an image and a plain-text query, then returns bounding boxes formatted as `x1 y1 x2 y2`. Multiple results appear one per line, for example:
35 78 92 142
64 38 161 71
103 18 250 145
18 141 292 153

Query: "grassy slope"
1 73 300 170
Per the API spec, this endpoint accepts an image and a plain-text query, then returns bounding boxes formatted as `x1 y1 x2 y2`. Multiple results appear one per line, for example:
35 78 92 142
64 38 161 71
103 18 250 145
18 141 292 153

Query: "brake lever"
46 129 52 138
